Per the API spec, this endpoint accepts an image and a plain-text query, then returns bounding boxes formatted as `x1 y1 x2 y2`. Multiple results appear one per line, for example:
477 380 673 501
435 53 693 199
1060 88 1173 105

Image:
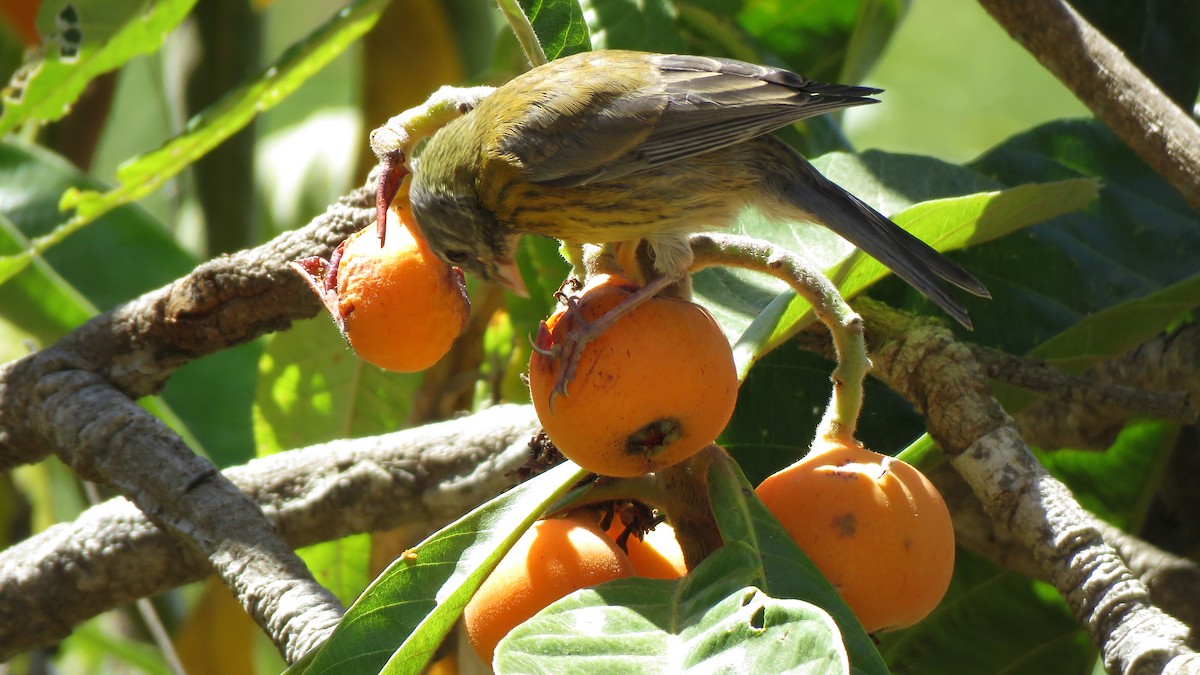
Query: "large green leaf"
1030 273 1200 373
737 0 905 84
1036 419 1178 529
901 119 1200 357
298 533 375 607
0 138 256 463
253 315 423 608
0 0 197 133
0 139 194 311
290 461 589 675
582 0 688 53
1069 0 1200 106
876 550 1091 674
689 150 1096 376
252 316 423 454
706 453 887 675
516 0 591 59
497 543 848 674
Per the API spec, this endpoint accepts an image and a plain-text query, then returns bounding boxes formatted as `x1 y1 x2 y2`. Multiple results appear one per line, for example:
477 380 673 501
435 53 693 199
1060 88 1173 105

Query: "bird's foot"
540 274 680 409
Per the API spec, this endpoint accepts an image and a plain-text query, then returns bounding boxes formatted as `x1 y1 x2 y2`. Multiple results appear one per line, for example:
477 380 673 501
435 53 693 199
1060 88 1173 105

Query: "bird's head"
409 173 528 297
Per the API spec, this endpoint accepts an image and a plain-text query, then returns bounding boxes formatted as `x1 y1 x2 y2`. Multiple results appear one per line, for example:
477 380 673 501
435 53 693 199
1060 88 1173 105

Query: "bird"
386 49 989 329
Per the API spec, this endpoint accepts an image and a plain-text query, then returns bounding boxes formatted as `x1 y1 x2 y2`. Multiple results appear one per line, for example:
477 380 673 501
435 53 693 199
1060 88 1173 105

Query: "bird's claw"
531 289 600 413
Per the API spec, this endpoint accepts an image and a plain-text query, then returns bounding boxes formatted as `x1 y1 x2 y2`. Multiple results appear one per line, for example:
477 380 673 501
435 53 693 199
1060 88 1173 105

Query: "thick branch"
859 300 1195 675
0 404 539 660
17 369 343 662
930 464 1200 647
0 177 376 660
977 0 1200 211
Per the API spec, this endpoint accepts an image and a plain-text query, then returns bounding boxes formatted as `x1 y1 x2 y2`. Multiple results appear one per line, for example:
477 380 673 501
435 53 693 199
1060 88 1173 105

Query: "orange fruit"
606 520 687 579
463 514 634 664
323 208 469 371
528 274 738 477
756 442 955 632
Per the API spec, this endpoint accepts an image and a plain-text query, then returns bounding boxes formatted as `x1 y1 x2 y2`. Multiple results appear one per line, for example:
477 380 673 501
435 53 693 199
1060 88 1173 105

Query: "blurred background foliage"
0 0 1196 672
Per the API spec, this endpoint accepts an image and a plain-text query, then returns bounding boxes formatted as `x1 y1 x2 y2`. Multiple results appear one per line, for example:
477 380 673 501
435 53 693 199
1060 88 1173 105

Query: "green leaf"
1036 419 1178 529
0 209 94 342
497 543 849 674
290 461 590 675
0 138 195 305
690 149 1097 376
1030 273 1200 372
517 0 592 59
751 178 1096 362
582 0 688 53
0 138 253 462
252 317 421 455
706 454 888 675
737 0 904 84
877 549 1091 674
928 119 1200 356
0 0 198 133
27 0 387 267
1069 0 1200 106
298 533 374 606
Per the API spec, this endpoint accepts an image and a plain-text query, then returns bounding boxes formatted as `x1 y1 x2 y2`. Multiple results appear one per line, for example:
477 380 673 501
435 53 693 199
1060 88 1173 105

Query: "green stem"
689 233 870 446
895 433 947 472
495 0 548 67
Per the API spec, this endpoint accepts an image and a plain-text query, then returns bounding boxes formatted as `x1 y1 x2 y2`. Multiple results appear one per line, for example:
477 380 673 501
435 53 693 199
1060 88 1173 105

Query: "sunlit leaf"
290 461 589 675
0 0 197 133
498 543 849 673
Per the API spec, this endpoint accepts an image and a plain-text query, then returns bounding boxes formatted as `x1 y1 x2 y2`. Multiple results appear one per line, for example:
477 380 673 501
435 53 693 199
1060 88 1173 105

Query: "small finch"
383 49 989 327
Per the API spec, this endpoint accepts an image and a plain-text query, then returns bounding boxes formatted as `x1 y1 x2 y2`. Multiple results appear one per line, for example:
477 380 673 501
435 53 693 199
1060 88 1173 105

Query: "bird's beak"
491 257 529 297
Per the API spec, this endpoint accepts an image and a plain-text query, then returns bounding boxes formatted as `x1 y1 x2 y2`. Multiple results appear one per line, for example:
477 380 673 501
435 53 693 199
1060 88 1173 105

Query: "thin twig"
972 345 1197 425
689 233 870 446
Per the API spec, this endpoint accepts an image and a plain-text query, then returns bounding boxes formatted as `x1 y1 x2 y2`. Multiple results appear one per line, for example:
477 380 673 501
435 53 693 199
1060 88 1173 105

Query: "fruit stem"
655 444 726 570
688 233 870 446
541 447 725 572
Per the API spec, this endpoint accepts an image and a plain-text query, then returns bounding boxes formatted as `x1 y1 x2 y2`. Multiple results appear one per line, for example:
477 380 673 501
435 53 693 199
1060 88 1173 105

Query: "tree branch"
0 176 377 661
858 299 1195 675
0 404 539 660
1013 323 1200 450
977 0 1200 211
930 464 1200 647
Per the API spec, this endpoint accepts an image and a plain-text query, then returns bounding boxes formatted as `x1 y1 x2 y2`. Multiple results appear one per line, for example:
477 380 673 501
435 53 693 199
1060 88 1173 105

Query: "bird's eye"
445 250 469 264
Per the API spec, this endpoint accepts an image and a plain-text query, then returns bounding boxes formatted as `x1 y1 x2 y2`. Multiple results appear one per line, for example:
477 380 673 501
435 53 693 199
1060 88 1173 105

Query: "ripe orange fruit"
294 208 470 372
463 514 634 664
528 274 738 477
606 520 688 579
756 442 955 633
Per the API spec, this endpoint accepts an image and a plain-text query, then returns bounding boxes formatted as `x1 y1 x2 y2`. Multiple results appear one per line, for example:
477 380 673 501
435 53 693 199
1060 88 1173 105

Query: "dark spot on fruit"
832 512 857 537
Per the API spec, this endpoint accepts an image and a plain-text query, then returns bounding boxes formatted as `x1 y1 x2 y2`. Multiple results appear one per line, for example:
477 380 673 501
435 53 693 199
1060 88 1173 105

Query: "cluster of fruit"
295 213 956 664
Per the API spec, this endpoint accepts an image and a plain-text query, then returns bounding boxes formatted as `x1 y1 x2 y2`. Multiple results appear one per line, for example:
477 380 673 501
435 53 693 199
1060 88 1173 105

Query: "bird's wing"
507 52 881 187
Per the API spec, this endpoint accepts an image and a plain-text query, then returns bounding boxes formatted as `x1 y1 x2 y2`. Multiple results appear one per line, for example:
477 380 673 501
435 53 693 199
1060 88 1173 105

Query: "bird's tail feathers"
771 150 989 328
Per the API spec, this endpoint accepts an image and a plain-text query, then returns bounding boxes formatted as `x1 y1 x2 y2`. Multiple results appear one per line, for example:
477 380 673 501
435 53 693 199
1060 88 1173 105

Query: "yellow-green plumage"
407 50 989 326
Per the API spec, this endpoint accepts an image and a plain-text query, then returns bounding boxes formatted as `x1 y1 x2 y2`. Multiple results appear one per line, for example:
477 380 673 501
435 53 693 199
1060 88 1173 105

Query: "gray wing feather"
526 53 880 187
